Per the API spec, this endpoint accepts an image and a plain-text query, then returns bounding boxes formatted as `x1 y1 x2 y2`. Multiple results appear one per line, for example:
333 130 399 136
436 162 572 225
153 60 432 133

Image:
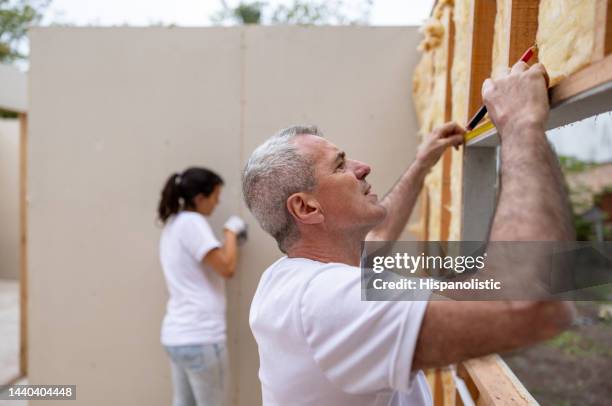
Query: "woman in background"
157 167 247 406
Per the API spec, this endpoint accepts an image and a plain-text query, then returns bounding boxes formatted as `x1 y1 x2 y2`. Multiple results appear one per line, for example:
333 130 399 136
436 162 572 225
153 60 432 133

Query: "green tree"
0 0 50 64
211 0 372 26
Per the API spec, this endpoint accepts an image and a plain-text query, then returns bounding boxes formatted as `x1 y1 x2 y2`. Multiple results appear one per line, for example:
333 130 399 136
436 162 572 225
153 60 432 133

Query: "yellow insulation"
537 0 597 86
413 51 434 128
448 0 472 241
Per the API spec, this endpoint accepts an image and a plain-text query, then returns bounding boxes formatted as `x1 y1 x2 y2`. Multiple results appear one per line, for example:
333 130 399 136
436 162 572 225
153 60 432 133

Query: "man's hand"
415 122 465 170
482 62 550 137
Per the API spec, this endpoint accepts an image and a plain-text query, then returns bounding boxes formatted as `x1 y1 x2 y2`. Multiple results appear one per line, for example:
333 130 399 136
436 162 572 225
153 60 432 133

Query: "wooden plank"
468 0 497 119
18 113 28 376
457 362 480 402
441 368 457 405
462 147 497 241
0 64 27 113
441 6 456 242
593 0 612 60
461 355 537 405
550 53 612 105
507 0 540 64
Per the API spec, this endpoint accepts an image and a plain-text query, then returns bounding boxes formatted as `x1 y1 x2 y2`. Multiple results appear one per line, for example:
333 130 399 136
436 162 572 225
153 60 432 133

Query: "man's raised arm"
412 62 575 370
366 123 464 241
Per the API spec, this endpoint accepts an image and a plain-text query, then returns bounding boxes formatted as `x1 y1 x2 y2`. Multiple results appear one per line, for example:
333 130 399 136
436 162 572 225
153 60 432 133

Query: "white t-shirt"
159 211 225 346
250 256 432 406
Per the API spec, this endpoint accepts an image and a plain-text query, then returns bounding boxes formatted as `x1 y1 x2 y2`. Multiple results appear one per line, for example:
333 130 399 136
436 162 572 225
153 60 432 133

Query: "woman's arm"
203 230 239 279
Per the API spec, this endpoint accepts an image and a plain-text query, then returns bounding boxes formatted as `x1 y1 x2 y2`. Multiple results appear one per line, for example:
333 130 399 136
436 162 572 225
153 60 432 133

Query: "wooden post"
594 0 612 61
18 112 28 376
460 355 538 405
440 7 456 242
507 0 540 64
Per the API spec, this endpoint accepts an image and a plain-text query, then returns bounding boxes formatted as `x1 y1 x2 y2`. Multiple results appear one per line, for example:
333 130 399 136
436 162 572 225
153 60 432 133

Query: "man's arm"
366 123 464 241
413 62 575 370
487 63 574 241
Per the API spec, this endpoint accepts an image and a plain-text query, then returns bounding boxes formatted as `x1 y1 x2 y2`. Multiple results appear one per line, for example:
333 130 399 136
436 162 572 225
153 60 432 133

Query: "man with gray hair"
243 62 575 405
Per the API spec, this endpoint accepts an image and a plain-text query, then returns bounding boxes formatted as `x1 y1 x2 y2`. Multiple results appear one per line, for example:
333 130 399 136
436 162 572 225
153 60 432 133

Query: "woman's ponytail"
157 168 224 224
158 173 182 223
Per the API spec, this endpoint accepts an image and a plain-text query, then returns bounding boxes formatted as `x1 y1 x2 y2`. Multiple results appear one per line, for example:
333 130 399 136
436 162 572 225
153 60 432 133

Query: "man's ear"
286 192 324 225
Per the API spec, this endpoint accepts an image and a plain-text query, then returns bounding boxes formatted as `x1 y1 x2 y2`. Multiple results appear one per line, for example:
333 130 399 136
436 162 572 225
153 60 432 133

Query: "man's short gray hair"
242 125 322 253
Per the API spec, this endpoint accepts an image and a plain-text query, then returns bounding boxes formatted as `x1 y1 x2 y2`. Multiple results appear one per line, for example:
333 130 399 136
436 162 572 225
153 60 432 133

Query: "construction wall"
414 0 610 242
0 118 20 280
28 26 422 406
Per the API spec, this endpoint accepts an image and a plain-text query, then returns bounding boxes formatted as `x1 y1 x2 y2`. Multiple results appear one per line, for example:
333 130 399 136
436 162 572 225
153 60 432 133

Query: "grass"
546 331 612 357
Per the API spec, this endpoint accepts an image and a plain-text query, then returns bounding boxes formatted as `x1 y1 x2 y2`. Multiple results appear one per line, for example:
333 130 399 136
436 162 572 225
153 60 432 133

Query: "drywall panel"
30 26 422 406
29 28 242 406
0 119 20 280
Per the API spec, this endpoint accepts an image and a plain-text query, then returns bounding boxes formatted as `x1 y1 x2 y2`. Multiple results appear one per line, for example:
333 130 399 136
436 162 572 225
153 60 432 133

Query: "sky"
42 0 435 26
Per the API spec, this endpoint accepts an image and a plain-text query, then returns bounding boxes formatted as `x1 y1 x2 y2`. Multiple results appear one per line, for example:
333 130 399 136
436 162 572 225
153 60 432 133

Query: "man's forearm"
367 160 429 241
490 123 574 241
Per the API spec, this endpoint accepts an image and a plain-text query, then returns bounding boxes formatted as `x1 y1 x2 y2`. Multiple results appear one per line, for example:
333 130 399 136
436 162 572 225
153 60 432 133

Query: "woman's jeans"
165 343 228 406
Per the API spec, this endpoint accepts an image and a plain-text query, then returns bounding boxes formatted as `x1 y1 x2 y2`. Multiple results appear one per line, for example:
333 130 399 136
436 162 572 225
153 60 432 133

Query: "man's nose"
352 160 371 180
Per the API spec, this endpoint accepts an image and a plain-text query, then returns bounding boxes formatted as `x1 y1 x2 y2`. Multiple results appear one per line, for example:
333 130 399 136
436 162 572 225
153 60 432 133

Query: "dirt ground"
503 302 612 406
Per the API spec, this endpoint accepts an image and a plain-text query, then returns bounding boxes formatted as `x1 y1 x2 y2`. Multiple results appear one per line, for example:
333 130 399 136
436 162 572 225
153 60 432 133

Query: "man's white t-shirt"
159 211 225 346
250 257 432 406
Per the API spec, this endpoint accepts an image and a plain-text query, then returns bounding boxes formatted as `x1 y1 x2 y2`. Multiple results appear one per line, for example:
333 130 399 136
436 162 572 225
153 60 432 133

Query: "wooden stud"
507 0 540 64
594 0 612 61
461 355 537 405
550 53 612 106
440 5 456 242
457 362 479 401
18 113 28 376
440 368 457 405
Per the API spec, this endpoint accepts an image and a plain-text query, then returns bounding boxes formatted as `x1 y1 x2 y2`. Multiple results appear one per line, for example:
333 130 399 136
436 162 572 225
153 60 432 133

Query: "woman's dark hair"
157 167 224 223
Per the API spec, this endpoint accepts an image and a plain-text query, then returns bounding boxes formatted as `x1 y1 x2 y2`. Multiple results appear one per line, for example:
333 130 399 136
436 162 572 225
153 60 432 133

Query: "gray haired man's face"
293 135 387 233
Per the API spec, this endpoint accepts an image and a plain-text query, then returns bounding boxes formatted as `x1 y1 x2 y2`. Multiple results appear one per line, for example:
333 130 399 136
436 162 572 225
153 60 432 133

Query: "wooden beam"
507 0 540 64
440 6 456 242
467 0 497 119
461 355 537 405
18 113 28 376
550 53 612 105
594 0 612 61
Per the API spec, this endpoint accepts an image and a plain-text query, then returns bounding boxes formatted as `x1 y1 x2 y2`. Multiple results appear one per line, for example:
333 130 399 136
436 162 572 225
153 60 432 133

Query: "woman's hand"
224 215 248 243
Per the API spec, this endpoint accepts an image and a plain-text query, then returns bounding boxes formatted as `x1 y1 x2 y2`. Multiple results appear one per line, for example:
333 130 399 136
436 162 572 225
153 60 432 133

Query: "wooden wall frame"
19 112 28 377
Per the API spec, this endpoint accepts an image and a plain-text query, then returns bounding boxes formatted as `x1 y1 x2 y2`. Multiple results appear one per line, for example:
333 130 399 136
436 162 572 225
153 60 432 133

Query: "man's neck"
287 230 366 267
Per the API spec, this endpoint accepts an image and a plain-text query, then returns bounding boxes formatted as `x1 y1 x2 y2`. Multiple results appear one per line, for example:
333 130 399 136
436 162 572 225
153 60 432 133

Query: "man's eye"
336 161 345 171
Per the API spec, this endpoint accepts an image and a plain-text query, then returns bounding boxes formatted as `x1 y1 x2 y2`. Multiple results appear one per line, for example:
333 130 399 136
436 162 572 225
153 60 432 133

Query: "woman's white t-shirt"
159 211 225 346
